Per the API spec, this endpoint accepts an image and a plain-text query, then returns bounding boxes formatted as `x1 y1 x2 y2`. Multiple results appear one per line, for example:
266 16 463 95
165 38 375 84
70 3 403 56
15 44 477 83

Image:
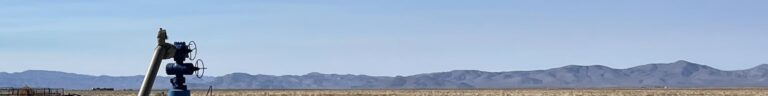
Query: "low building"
91 88 115 91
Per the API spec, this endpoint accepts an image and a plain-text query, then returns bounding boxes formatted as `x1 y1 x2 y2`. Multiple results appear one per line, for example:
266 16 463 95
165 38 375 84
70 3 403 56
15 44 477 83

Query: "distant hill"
4 60 768 89
0 70 213 89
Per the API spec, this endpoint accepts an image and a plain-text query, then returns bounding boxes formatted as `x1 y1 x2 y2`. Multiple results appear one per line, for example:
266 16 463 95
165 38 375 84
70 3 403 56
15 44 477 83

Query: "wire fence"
0 87 65 96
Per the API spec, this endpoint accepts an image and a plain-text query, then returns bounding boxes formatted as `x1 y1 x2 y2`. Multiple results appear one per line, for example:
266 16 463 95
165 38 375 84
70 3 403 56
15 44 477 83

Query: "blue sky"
1 0 767 76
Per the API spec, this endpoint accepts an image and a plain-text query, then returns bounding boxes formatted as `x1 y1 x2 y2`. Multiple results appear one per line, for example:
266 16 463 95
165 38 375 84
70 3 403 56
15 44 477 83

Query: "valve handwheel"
195 59 206 79
187 41 198 61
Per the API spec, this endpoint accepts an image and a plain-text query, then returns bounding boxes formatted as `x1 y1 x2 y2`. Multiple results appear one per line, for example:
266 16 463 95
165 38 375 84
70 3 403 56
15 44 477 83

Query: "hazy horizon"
1 60 763 77
1 0 767 76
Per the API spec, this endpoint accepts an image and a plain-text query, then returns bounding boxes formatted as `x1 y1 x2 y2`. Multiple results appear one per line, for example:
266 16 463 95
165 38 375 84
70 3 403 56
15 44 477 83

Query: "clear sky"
1 0 767 76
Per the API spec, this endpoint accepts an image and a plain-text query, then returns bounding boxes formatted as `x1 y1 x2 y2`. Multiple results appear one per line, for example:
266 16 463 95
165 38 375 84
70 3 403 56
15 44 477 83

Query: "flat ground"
66 89 768 96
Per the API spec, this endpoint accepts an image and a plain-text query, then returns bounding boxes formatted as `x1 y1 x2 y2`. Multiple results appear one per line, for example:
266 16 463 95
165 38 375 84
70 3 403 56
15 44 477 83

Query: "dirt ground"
66 88 768 96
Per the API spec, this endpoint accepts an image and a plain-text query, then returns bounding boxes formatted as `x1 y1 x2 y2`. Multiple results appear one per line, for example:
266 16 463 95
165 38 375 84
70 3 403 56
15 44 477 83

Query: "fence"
0 87 65 96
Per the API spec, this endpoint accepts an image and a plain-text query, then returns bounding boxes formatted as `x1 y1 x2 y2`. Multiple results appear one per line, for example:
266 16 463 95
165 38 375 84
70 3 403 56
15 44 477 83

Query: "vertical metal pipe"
138 46 166 96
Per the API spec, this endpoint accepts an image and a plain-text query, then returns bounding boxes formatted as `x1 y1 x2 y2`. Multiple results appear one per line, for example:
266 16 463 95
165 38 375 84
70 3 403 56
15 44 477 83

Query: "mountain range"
3 60 768 89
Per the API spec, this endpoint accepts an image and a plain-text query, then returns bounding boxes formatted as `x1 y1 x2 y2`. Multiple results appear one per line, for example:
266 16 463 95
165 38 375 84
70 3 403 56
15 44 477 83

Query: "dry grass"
67 89 768 96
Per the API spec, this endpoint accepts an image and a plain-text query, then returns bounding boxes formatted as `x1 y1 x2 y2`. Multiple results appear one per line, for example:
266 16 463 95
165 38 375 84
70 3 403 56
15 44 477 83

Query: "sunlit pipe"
138 28 176 96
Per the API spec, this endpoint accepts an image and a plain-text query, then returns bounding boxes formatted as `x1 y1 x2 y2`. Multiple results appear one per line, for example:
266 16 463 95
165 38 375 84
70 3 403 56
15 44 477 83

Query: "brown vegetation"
67 89 768 96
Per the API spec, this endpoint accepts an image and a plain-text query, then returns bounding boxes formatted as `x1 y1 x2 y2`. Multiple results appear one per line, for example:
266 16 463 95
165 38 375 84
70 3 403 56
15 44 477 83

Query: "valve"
139 28 207 96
